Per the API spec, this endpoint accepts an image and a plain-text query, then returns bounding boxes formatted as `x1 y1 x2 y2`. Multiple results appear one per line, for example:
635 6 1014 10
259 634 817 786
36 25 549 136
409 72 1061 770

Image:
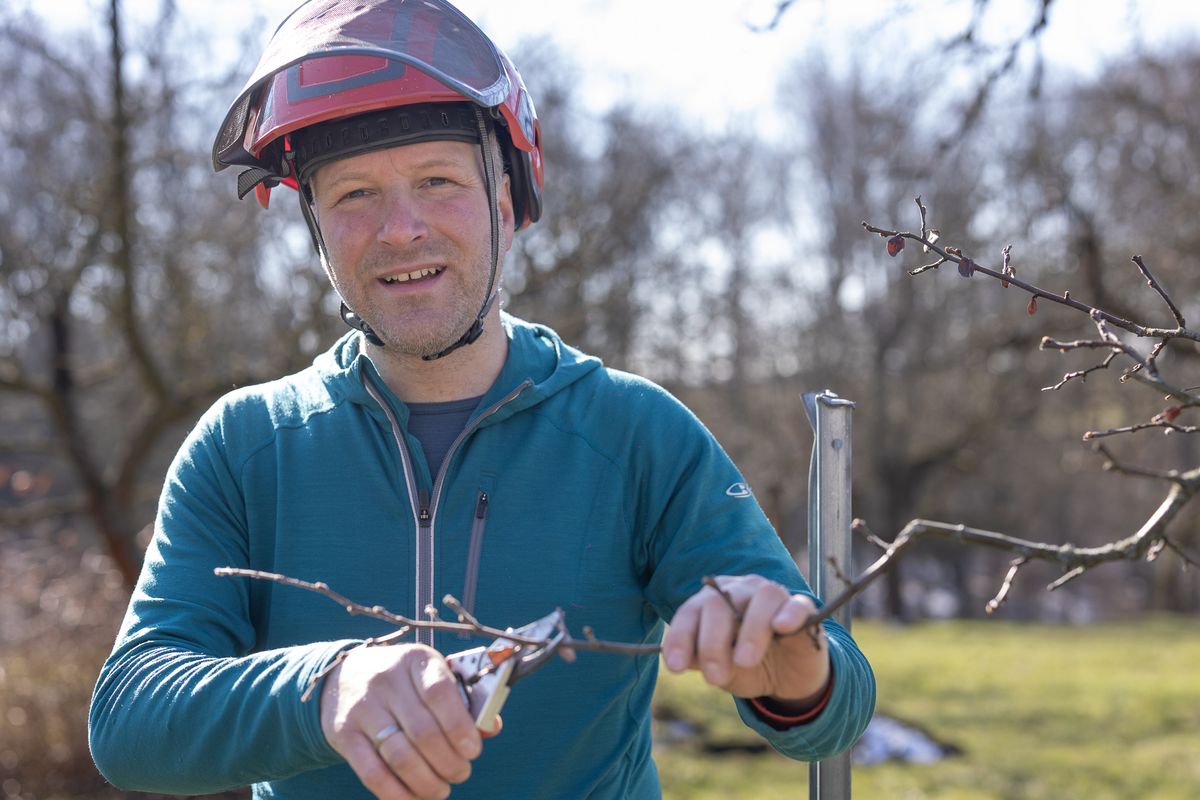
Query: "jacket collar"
312 313 602 423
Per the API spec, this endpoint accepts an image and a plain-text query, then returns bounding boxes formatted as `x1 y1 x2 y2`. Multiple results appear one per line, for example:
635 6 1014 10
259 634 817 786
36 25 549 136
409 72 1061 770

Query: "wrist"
749 671 834 728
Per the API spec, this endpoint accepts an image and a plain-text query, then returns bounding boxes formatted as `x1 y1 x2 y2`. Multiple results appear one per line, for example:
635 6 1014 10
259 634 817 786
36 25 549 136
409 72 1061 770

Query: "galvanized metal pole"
802 390 856 800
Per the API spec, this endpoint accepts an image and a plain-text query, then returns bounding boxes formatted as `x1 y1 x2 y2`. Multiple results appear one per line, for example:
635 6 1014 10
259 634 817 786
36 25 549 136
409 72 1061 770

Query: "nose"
377 190 428 247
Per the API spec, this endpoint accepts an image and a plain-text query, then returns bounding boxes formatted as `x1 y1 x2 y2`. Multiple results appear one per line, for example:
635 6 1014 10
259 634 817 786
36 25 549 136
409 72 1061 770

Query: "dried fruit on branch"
887 235 905 257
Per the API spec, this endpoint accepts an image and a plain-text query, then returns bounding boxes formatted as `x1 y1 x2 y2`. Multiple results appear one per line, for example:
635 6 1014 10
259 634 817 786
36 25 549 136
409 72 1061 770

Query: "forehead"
313 139 480 187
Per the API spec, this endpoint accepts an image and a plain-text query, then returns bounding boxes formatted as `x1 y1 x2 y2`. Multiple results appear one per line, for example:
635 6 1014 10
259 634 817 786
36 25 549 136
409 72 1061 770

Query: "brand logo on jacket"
725 482 753 498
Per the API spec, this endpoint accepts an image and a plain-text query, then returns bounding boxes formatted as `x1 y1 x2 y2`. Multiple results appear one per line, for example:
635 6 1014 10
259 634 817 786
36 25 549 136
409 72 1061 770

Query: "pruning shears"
445 608 566 734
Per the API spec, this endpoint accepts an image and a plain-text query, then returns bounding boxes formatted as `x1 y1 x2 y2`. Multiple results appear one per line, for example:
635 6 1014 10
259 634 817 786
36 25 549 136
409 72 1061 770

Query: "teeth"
383 267 443 284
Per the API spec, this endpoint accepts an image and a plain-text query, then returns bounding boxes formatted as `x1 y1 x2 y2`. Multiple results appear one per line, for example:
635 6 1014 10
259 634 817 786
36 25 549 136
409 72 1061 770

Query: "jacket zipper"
461 490 490 623
361 374 427 634
364 372 531 645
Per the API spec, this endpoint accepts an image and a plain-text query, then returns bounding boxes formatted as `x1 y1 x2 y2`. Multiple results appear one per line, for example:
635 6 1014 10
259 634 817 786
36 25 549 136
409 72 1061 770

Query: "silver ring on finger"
370 722 402 749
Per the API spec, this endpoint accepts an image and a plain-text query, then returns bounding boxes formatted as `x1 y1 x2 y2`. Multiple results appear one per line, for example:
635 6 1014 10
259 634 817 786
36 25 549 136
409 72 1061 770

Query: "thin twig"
1085 421 1200 441
1041 351 1117 391
702 575 745 622
1131 255 1186 328
1127 339 1170 378
300 629 412 702
810 489 1198 626
1161 538 1200 570
214 567 539 642
863 222 1200 344
214 568 662 656
911 257 948 275
827 555 855 587
986 557 1026 614
856 201 1200 618
852 518 892 552
1093 444 1188 482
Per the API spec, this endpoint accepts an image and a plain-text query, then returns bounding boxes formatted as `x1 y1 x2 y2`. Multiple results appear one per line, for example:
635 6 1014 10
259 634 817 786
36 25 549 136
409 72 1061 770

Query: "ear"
498 172 516 254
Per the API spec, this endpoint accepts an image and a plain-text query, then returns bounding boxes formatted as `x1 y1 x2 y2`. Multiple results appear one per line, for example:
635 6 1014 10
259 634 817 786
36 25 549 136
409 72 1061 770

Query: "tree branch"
214 568 663 658
852 197 1200 622
1131 255 1185 329
811 490 1200 629
863 221 1200 344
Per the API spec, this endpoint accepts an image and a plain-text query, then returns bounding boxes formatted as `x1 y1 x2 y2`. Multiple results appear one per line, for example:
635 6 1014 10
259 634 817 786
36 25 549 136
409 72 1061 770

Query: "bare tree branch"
986 557 1027 614
214 568 663 657
812 491 1200 628
863 221 1200 345
1085 419 1200 441
754 0 1054 157
1041 350 1117 391
850 197 1200 621
1094 443 1193 481
1131 255 1186 329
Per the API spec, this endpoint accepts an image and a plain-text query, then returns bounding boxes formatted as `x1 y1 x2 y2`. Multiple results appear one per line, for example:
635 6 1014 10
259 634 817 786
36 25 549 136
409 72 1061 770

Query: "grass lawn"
651 616 1200 800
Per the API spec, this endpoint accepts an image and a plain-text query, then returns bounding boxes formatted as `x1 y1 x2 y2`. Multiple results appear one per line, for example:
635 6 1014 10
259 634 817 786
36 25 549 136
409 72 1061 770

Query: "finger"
376 728 453 800
694 590 740 687
732 582 791 668
385 656 475 785
662 596 702 673
771 593 820 636
342 731 417 800
480 714 503 739
413 655 483 761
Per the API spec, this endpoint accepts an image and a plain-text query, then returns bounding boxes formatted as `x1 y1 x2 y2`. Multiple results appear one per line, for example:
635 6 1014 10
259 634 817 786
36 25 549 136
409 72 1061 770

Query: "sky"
40 0 1200 133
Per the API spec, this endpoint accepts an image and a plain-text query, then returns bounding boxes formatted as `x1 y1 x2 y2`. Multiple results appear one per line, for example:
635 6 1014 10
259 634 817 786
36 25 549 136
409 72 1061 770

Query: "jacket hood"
310 313 603 424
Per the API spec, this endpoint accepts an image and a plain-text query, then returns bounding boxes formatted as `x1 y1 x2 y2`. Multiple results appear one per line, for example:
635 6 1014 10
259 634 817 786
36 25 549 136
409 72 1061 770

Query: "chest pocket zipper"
461 489 490 622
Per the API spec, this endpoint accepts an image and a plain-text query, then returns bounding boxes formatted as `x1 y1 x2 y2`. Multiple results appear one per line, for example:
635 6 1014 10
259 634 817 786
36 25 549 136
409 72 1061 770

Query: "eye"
338 188 370 203
424 176 451 188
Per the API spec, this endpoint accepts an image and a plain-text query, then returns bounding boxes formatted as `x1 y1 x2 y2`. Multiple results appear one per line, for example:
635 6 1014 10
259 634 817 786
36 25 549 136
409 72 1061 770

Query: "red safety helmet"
212 0 543 229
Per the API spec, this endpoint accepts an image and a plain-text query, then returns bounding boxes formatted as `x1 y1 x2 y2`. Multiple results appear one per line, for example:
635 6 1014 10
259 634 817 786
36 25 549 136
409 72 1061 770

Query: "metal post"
802 390 855 800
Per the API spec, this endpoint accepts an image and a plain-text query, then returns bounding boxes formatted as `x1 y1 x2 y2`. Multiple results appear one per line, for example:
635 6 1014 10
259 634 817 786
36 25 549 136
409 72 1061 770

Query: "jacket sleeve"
632 385 875 761
88 402 353 793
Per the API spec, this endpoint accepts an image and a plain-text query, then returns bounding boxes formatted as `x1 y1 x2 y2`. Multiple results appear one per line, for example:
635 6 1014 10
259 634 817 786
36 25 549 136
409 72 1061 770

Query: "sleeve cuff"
748 673 835 730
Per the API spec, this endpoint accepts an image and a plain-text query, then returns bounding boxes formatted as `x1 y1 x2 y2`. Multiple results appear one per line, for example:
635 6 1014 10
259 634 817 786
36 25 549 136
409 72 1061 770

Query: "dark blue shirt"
406 395 483 477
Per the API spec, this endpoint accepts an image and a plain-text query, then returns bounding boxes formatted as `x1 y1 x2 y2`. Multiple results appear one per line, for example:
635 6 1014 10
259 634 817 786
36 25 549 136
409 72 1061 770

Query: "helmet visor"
214 0 510 170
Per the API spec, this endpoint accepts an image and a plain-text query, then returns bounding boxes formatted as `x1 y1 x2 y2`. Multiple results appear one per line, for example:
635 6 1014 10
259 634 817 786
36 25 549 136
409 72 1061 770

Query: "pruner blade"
446 608 566 734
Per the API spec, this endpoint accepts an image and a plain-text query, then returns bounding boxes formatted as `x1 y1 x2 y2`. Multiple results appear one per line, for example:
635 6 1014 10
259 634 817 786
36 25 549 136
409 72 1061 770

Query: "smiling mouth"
381 267 445 284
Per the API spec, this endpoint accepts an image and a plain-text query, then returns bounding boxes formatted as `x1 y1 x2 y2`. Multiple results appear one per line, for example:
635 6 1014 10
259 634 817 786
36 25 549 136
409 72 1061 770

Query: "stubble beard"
338 244 494 359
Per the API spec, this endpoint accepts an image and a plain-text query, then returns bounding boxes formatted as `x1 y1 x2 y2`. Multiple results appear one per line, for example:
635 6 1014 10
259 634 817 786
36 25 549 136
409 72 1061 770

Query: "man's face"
311 139 513 357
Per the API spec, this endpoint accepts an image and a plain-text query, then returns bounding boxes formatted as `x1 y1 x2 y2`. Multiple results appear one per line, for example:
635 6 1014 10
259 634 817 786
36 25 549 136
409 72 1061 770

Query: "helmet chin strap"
301 106 504 361
419 107 502 361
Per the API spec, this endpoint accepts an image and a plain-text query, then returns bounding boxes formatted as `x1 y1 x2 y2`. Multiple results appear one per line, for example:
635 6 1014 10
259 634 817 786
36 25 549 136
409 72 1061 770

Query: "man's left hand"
662 575 830 712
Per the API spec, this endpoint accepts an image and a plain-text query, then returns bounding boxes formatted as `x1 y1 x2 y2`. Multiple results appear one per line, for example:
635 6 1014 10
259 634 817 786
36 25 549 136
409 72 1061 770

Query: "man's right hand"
319 644 485 800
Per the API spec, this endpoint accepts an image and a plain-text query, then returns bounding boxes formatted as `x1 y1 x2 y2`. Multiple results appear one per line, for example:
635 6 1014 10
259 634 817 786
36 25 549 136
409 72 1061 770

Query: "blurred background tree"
2 0 1198 796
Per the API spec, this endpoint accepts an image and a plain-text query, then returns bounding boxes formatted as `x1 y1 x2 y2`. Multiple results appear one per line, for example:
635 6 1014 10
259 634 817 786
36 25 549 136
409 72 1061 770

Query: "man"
88 2 875 798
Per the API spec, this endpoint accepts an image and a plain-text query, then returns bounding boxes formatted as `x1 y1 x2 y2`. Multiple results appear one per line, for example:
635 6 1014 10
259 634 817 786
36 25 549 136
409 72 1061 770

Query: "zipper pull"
475 491 489 518
418 488 432 527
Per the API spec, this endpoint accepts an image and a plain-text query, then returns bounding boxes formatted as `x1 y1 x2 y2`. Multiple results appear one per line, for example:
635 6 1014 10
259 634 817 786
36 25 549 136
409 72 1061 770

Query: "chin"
374 324 462 357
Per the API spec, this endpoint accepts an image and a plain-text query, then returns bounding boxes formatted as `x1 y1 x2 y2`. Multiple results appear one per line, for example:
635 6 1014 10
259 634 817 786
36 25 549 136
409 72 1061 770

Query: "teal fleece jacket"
89 316 874 799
